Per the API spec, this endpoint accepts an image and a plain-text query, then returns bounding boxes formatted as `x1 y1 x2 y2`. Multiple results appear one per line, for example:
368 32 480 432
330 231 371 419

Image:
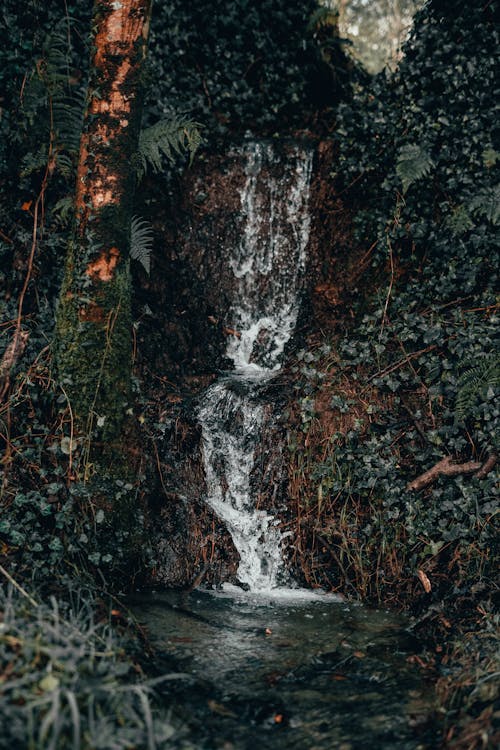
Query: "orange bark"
86 246 120 282
75 0 151 229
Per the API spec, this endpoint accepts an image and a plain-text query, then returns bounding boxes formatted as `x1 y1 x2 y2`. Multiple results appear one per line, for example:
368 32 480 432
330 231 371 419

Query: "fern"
396 143 434 194
470 184 500 226
135 116 203 179
482 147 499 169
444 204 474 236
51 196 74 228
21 21 85 179
455 353 500 422
130 217 153 274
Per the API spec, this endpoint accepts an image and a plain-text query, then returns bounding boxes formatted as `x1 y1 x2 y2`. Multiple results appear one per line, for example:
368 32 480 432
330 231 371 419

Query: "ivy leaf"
396 143 434 194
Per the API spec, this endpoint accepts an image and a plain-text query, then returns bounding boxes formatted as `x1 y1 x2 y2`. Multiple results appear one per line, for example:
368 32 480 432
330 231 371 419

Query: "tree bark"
55 0 152 442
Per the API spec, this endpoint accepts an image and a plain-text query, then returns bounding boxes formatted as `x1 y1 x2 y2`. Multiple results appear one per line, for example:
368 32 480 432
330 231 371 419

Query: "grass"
0 581 191 750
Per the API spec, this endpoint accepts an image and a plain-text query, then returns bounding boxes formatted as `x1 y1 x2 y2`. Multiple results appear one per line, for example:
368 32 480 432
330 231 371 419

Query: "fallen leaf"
274 714 284 724
21 201 32 211
417 569 432 593
39 674 59 692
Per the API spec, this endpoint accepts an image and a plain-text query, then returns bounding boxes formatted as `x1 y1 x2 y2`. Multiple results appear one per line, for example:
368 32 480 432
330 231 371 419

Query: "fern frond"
52 94 85 154
396 143 434 194
21 20 85 179
482 147 499 169
20 146 50 177
444 204 474 236
130 217 153 274
470 184 500 226
455 353 500 422
51 196 74 227
135 116 203 179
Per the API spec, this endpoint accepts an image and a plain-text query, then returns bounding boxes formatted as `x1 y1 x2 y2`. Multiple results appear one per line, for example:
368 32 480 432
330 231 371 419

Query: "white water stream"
198 142 313 592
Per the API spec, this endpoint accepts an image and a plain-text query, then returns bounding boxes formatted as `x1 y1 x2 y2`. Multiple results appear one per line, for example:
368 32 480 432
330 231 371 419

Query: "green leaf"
130 216 153 274
470 184 500 225
396 143 434 194
482 147 499 168
444 204 474 236
135 115 203 179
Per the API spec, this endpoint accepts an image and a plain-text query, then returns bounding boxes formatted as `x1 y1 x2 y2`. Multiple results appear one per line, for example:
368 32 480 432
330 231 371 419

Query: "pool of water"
130 587 438 749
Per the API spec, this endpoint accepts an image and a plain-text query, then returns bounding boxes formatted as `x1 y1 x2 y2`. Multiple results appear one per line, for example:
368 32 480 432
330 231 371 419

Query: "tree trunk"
55 0 152 443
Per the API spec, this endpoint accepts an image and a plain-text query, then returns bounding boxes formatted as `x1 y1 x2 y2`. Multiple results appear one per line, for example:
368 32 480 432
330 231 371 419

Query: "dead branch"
475 452 498 480
0 329 29 401
407 455 482 492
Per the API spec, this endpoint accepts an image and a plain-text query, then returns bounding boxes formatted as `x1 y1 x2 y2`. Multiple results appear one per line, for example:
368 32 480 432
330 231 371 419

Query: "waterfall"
198 142 313 591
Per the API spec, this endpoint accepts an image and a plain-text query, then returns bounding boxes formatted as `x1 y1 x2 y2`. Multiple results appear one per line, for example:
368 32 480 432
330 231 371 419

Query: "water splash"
227 142 313 373
198 142 313 591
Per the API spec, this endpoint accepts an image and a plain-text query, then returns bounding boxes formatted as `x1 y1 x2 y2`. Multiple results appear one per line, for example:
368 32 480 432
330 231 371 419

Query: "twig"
362 344 439 389
0 228 13 244
0 564 39 607
380 241 395 336
0 330 29 401
407 455 483 492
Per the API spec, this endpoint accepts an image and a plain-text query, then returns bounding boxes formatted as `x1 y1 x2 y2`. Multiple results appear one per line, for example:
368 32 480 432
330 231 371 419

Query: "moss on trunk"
55 0 152 444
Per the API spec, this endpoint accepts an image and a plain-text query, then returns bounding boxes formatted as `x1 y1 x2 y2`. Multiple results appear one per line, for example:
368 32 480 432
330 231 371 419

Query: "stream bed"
131 588 438 749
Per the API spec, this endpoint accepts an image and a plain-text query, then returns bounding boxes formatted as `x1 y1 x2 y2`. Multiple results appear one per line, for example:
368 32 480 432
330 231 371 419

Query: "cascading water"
198 142 313 592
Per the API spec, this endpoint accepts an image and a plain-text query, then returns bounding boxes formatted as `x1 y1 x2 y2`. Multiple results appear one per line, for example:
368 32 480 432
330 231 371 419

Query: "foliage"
288 0 499 608
146 0 357 140
455 354 500 423
395 143 433 194
436 609 500 749
135 116 203 179
0 586 188 750
130 217 154 275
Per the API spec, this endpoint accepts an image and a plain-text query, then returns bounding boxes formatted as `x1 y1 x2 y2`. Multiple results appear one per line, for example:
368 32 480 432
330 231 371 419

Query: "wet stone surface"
131 588 439 749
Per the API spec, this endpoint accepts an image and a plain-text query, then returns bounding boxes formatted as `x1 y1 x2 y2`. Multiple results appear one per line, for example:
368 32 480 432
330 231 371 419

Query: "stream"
131 588 437 749
144 142 437 747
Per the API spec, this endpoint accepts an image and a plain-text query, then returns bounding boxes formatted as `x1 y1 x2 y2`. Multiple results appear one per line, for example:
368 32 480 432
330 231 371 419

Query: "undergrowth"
0 584 191 750
286 2 499 746
287 0 499 607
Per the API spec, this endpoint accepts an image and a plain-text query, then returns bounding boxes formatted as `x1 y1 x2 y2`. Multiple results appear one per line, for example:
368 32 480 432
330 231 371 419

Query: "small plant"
0 584 186 750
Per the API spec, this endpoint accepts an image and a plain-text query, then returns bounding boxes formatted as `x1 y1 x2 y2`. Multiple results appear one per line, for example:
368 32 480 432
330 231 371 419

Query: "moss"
55 251 132 443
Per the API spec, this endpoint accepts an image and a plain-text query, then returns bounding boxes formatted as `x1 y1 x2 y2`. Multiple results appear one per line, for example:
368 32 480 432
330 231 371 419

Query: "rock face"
135 138 355 588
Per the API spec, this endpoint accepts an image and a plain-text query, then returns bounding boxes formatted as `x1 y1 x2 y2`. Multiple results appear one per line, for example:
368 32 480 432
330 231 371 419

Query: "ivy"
290 0 499 605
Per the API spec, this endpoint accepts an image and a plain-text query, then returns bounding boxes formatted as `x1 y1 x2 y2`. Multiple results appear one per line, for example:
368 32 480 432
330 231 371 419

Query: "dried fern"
130 217 153 274
135 116 203 179
455 353 500 422
396 143 434 194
